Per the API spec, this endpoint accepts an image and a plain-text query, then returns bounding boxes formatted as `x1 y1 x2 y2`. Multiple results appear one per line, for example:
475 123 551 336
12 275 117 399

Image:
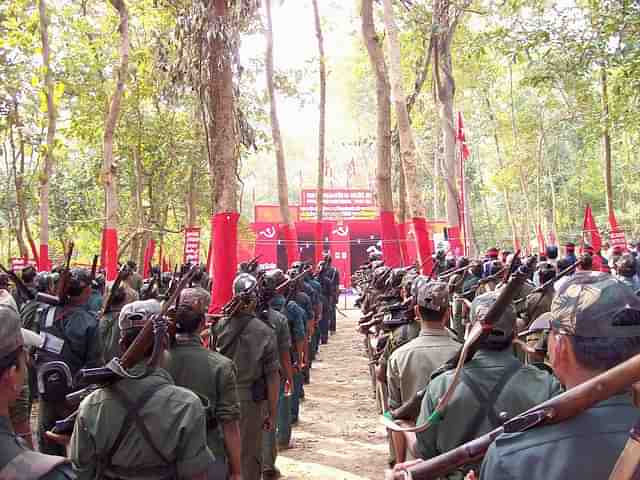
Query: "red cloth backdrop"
330 223 351 288
209 212 239 314
280 223 299 267
380 210 402 267
413 217 433 275
582 205 602 253
314 221 323 266
102 228 119 281
252 222 279 269
142 239 156 279
403 222 418 266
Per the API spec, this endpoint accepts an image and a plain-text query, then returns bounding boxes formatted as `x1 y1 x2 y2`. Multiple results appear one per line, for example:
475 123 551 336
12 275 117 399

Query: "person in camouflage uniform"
215 274 280 480
165 288 242 480
69 299 215 479
479 273 640 479
99 283 139 364
407 291 562 479
615 253 640 293
0 292 75 479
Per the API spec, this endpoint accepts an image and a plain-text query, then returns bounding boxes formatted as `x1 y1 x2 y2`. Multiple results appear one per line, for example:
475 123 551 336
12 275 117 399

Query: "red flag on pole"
608 210 627 252
582 205 602 253
456 112 471 256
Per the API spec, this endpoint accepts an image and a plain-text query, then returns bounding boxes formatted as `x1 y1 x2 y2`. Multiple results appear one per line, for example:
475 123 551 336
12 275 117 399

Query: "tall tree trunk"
186 163 198 227
8 118 28 259
601 67 614 219
382 0 424 219
132 147 146 267
361 0 393 213
312 0 326 225
38 0 56 268
433 121 442 218
103 0 129 230
208 0 238 214
432 0 461 228
265 0 292 227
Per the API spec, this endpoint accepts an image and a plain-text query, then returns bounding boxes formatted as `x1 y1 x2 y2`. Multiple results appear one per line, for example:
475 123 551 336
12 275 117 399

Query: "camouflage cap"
470 290 517 338
118 299 161 331
416 281 449 312
551 271 640 338
179 287 211 314
0 291 24 358
518 311 552 338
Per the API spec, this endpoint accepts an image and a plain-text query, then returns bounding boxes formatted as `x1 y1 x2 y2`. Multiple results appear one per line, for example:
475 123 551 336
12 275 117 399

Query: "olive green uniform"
165 334 241 461
99 309 123 364
386 328 459 411
70 363 214 480
524 288 554 325
415 349 562 479
480 393 639 479
216 311 279 480
0 416 74 479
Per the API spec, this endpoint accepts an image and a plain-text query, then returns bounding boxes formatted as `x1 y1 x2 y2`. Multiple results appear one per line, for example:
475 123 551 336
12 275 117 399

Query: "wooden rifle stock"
530 260 579 295
0 264 35 301
56 242 74 303
401 350 640 480
100 264 129 316
52 266 197 435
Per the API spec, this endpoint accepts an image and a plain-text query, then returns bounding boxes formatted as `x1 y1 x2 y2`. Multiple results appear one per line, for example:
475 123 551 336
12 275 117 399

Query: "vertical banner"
102 228 119 281
142 239 156 279
314 221 323 266
379 210 402 267
209 212 239 314
252 222 279 269
582 205 603 271
183 227 201 265
413 217 433 275
330 223 351 289
608 210 627 252
456 112 471 255
447 226 463 257
279 223 299 267
403 222 418 266
397 222 410 266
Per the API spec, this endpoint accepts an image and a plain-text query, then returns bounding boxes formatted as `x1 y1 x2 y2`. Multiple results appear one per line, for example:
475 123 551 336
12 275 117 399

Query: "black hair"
578 254 593 271
417 306 446 323
121 328 154 357
477 335 513 351
175 305 204 334
0 348 22 378
570 336 640 371
22 266 37 283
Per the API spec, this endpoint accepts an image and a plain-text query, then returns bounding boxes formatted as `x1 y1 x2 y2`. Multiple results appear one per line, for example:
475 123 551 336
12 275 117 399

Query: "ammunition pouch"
37 361 73 402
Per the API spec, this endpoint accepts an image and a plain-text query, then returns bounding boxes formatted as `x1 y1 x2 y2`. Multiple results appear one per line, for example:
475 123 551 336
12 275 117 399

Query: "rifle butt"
406 428 502 480
52 411 78 435
390 389 426 421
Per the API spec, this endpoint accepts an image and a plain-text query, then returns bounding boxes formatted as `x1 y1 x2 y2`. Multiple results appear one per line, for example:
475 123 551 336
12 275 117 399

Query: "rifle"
0 264 35 302
37 242 74 306
458 268 506 298
385 256 536 428
530 260 579 295
276 267 310 297
52 266 198 434
438 264 469 280
99 264 129 317
392 348 640 480
89 255 99 284
246 254 262 272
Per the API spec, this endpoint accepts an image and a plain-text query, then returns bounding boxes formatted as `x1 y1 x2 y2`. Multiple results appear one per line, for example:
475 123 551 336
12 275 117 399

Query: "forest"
1 0 639 266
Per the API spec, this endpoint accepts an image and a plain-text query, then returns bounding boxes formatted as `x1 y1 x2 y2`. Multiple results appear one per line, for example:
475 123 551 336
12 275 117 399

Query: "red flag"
456 112 471 161
582 205 602 253
142 239 156 279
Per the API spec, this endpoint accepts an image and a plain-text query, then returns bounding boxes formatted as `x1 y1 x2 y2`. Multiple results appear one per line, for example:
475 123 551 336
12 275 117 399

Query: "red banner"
582 205 602 254
280 223 299 267
330 223 351 288
10 258 37 271
314 221 323 266
413 217 433 275
300 189 377 221
252 222 279 270
102 228 119 281
403 222 418 266
183 227 201 265
209 212 239 314
397 222 410 266
38 244 50 272
142 239 156 279
447 226 463 257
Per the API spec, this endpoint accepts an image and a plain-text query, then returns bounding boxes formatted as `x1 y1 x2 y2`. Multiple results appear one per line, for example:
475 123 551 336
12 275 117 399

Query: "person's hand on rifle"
45 430 71 447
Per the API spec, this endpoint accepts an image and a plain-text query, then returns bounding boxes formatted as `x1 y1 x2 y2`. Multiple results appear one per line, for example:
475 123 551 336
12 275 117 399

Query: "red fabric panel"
413 217 433 275
142 239 156 279
608 210 627 252
252 222 279 269
582 205 602 253
102 228 119 281
380 211 402 267
404 223 418 265
280 223 299 267
397 223 410 266
314 221 323 266
38 244 50 272
447 226 463 257
209 212 239 314
330 224 351 288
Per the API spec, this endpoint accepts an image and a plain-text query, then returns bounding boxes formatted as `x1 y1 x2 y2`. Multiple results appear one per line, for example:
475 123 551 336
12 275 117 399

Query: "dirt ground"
276 300 389 479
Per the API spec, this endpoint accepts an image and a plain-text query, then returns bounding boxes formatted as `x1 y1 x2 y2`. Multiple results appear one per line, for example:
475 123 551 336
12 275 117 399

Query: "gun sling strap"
97 381 177 480
459 360 521 444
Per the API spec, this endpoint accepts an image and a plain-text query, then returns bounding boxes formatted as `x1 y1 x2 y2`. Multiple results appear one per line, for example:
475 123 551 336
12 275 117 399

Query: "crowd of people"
354 241 640 479
0 254 341 479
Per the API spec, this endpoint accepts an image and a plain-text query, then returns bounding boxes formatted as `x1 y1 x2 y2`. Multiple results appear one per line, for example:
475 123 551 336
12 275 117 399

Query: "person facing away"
479 272 640 480
406 290 562 479
69 299 215 480
0 292 75 479
164 287 242 480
